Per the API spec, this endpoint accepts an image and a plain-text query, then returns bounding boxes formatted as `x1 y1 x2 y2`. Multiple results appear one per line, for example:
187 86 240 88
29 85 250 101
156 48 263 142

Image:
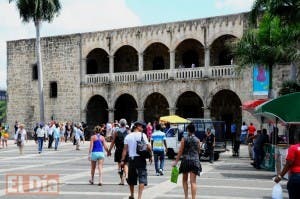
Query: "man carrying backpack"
121 121 152 199
108 118 129 185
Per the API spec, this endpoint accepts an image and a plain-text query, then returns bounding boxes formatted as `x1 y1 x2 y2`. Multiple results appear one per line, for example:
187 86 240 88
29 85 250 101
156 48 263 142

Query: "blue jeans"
240 134 247 144
37 137 44 152
154 151 165 173
54 138 59 150
287 173 300 199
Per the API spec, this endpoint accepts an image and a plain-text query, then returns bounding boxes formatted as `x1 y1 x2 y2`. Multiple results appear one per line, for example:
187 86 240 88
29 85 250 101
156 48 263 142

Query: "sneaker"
156 172 160 176
159 169 163 175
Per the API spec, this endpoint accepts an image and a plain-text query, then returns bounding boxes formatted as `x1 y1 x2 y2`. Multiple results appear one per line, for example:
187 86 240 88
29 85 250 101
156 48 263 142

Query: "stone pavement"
0 140 288 199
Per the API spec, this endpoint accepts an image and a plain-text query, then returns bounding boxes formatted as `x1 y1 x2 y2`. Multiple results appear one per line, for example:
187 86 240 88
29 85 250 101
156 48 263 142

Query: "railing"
210 65 236 78
84 65 238 84
114 72 137 83
86 74 110 84
176 67 205 79
144 70 169 81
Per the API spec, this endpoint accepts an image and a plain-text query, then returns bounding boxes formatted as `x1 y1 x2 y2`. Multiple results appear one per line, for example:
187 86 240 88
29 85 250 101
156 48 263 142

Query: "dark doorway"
144 42 169 71
210 90 242 139
152 56 165 70
86 48 109 74
176 91 204 118
114 46 138 72
182 50 199 68
86 95 108 130
144 93 169 123
114 94 138 123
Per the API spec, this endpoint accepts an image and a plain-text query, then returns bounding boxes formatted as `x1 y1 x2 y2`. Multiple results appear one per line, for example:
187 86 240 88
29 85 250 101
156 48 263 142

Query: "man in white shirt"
121 121 152 199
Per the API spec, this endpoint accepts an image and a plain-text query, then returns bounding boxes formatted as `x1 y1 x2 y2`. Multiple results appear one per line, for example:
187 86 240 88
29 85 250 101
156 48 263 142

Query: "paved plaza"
0 140 288 199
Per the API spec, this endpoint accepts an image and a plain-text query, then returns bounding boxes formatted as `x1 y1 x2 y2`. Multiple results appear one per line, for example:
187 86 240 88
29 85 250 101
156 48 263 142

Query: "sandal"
89 180 94 185
98 183 102 186
118 182 125 185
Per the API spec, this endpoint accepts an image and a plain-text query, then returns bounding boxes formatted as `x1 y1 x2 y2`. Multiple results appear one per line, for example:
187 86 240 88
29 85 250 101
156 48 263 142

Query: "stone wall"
7 34 81 131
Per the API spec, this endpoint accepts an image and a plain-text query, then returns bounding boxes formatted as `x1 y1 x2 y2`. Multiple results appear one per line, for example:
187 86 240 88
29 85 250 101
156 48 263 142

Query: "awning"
159 115 190 124
242 99 269 110
254 92 300 124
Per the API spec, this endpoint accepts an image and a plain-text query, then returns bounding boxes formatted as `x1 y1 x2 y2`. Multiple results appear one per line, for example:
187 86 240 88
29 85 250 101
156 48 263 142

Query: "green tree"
9 0 61 122
232 0 300 96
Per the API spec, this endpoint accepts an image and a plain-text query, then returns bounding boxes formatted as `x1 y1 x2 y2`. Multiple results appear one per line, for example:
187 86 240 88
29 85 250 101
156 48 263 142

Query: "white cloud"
215 0 254 11
0 0 141 89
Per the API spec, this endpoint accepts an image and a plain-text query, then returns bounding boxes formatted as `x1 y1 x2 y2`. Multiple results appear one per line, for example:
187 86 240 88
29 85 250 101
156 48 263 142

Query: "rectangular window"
50 82 57 98
32 64 38 80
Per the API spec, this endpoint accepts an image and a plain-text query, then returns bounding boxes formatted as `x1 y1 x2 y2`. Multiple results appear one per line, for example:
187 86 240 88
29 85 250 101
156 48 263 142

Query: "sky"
0 0 255 89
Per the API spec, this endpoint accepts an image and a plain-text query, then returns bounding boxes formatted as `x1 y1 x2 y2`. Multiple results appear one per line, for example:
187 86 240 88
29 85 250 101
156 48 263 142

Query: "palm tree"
9 0 61 122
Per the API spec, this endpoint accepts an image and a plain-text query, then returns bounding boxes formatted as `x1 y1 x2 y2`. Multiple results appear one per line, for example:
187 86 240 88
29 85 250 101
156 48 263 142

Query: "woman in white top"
15 124 27 155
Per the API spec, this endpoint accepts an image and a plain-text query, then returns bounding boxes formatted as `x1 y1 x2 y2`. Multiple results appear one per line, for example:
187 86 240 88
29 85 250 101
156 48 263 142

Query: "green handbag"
171 166 179 184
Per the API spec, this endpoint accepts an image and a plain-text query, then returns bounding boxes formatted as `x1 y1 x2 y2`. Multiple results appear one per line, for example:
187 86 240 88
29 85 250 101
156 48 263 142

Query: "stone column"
136 108 144 121
107 108 115 122
109 55 114 82
203 107 211 119
81 58 87 83
168 107 177 115
169 50 175 69
138 53 144 80
204 47 210 67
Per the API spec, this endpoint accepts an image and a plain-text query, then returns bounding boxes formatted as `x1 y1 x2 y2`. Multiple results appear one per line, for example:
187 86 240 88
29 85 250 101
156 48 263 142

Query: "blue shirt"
151 130 166 152
231 124 237 133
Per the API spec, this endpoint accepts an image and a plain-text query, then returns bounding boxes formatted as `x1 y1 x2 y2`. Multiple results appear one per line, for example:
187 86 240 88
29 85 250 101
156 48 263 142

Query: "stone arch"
83 45 109 58
144 92 169 123
207 31 241 46
86 48 109 74
210 89 242 139
111 42 138 55
86 95 108 130
174 38 204 68
172 36 204 50
144 42 170 70
175 91 204 118
141 39 170 52
114 94 138 123
210 34 238 66
114 45 138 72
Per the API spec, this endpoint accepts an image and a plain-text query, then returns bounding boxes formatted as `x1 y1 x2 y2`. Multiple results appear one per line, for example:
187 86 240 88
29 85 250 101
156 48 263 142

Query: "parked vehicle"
165 119 226 161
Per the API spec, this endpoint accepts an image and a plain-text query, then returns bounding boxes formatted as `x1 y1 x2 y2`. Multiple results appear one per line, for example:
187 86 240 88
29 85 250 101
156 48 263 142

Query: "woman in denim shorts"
88 126 109 186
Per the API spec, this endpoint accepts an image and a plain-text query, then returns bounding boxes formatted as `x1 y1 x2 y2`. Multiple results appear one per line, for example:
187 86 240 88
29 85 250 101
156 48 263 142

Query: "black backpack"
115 129 127 151
136 133 151 159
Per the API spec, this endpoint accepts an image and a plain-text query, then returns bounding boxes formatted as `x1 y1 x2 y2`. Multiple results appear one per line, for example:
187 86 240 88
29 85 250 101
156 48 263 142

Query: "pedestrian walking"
47 122 55 149
240 122 248 144
36 123 46 153
53 123 60 151
1 126 8 148
172 123 201 199
274 133 300 199
15 124 27 155
121 121 152 199
88 126 109 186
151 124 167 176
108 118 129 185
75 123 84 150
203 128 215 163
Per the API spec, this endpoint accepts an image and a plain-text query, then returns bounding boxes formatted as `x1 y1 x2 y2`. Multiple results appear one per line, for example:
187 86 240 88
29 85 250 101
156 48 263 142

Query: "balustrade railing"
144 70 169 81
84 65 237 84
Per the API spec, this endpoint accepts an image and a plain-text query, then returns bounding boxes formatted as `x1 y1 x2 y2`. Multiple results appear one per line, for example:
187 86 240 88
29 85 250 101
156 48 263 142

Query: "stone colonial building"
7 12 291 136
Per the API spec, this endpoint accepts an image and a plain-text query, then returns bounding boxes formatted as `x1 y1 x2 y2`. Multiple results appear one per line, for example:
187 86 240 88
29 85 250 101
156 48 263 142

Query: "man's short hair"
155 124 161 131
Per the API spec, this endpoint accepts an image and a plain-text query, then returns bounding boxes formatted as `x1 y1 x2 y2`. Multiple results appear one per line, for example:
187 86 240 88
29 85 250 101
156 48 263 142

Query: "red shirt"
286 144 300 174
248 125 256 136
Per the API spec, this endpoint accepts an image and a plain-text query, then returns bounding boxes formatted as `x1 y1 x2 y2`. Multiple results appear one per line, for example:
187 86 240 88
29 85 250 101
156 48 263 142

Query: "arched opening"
144 43 170 70
86 95 108 130
86 48 109 74
210 90 242 139
210 35 237 66
175 39 204 68
176 91 204 118
114 94 138 123
144 93 169 123
114 45 138 72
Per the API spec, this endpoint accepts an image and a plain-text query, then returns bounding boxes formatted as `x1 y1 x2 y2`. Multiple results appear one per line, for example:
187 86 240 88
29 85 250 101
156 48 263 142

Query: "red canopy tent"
242 99 269 111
